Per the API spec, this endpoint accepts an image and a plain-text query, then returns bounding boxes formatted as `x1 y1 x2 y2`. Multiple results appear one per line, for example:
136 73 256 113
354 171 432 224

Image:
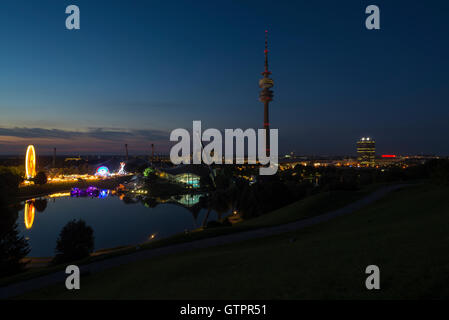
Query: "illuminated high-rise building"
357 137 376 167
259 30 274 155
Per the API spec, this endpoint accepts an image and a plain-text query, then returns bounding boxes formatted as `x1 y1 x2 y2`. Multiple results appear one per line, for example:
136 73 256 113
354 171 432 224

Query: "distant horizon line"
0 153 446 158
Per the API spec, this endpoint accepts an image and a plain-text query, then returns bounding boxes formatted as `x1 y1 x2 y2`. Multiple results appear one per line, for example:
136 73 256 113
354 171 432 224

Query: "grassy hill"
18 183 449 299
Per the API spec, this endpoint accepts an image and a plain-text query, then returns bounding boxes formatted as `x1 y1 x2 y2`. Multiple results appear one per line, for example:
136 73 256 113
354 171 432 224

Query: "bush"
53 219 94 264
427 159 449 185
221 217 232 227
34 171 48 185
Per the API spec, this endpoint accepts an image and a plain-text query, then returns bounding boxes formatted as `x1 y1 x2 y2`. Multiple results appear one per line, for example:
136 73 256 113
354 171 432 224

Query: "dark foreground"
10 183 449 299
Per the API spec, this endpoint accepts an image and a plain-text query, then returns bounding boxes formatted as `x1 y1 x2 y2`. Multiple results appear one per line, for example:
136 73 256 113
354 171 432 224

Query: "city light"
96 166 110 177
47 174 99 183
47 192 71 198
99 189 109 199
118 162 126 175
357 137 376 167
149 233 157 240
70 186 110 198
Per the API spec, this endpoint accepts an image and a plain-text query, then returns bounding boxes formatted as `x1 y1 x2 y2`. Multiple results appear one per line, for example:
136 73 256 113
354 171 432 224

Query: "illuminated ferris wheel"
25 145 36 179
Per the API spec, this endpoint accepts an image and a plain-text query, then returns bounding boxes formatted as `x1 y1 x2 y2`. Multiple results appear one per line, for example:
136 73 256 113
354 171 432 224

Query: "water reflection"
174 194 202 207
139 193 202 208
23 199 48 230
47 192 71 198
70 186 109 198
98 189 109 199
18 189 225 257
22 189 205 231
24 200 35 229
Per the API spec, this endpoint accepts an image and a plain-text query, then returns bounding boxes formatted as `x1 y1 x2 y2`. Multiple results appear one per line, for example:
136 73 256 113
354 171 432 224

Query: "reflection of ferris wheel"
25 145 36 179
24 200 35 229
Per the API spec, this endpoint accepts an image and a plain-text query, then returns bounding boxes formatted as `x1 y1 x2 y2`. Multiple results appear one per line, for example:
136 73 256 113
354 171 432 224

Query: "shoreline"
15 175 133 202
15 174 210 265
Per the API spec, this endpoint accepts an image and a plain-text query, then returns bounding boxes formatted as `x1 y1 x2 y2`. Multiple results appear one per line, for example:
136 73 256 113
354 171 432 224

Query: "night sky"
0 0 448 156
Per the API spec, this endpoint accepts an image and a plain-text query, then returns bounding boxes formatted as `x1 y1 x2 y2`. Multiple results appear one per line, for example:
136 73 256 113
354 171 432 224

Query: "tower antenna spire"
264 30 269 74
259 29 274 155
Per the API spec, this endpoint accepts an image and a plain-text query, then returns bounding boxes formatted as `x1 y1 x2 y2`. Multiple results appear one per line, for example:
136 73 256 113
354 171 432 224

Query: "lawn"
17 183 449 299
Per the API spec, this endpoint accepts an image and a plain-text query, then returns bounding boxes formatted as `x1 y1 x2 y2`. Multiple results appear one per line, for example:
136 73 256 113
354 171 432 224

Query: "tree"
0 206 30 277
34 199 48 212
202 190 231 227
143 167 155 177
0 169 22 206
53 219 94 264
34 171 48 185
238 184 260 219
143 167 159 184
214 170 232 190
199 174 213 189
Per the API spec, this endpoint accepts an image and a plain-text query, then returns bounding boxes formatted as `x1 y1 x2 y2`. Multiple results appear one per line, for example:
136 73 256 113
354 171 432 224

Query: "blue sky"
0 0 448 155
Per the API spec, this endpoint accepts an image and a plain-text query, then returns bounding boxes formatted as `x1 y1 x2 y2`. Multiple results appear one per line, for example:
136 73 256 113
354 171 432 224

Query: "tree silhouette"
0 169 22 206
53 219 94 264
34 199 48 212
202 190 231 227
0 206 30 277
34 171 48 185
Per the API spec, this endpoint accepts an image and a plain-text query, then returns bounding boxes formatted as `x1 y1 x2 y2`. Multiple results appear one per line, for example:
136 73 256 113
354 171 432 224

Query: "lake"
17 191 223 257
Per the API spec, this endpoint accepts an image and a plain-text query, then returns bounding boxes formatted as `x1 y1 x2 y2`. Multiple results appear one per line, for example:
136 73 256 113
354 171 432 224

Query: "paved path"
0 184 406 299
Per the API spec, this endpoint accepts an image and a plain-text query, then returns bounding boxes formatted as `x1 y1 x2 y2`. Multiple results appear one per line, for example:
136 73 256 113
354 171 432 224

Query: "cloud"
0 127 75 139
0 126 171 154
0 126 169 141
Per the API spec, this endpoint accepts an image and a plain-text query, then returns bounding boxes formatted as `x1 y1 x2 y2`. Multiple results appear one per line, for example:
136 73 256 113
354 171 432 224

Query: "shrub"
53 219 94 264
221 217 232 227
34 171 48 185
427 159 449 185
